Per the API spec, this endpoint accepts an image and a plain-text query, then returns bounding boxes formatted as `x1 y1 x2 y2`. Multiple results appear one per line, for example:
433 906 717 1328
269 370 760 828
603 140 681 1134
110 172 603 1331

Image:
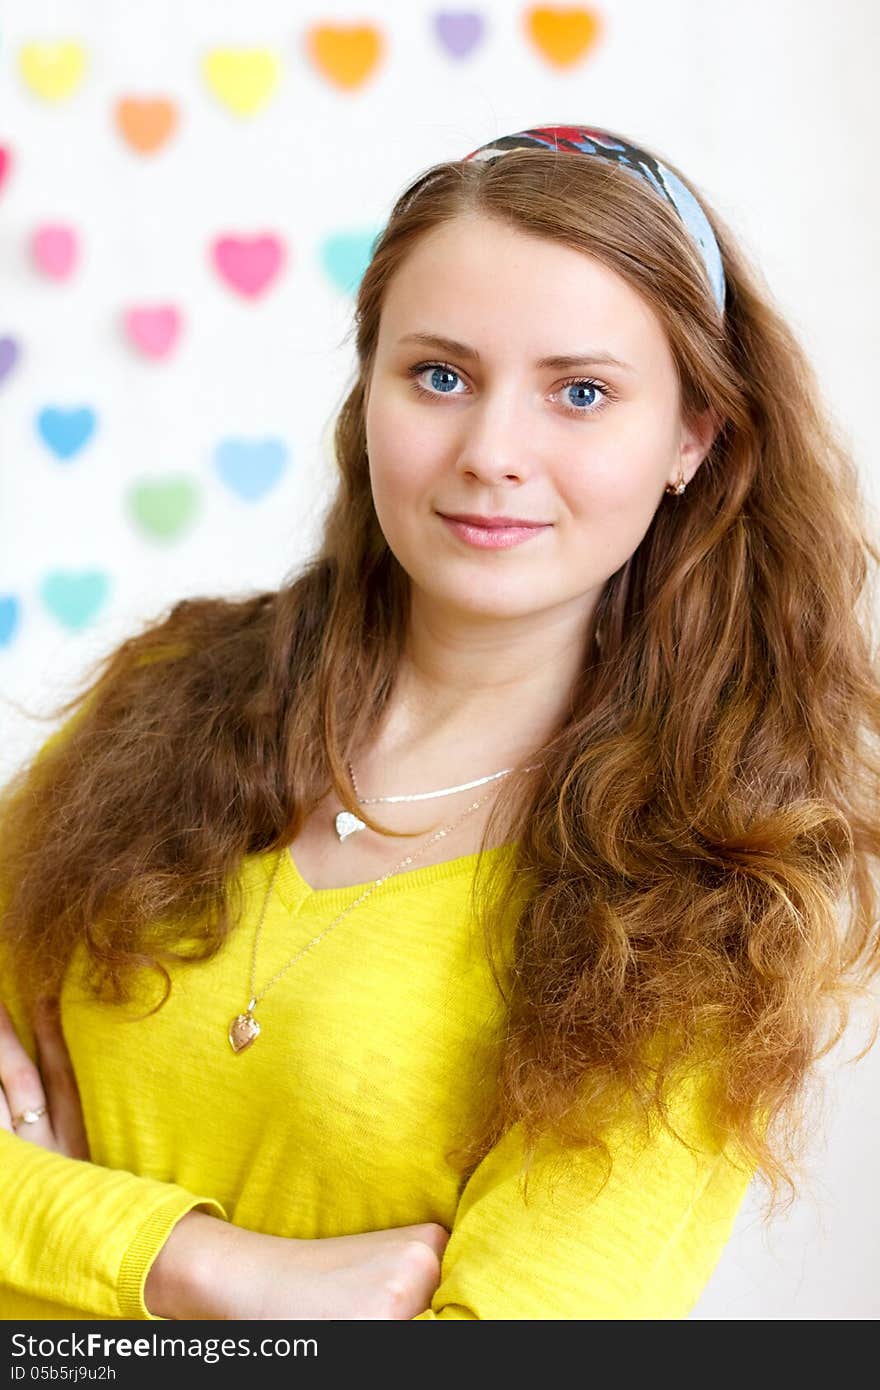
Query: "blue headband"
463 124 726 316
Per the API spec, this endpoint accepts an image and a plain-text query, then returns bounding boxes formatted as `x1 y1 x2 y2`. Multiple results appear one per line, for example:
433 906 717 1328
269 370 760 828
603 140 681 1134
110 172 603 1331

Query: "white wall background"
1 0 877 1318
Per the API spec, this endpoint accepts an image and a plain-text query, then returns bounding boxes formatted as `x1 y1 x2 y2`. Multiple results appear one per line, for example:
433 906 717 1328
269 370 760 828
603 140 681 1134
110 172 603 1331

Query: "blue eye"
405 361 616 418
421 364 460 394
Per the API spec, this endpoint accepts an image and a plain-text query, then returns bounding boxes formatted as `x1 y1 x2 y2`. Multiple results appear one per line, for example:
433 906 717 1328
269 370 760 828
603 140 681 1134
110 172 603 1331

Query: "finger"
0 1076 12 1132
32 997 90 1160
0 1000 55 1146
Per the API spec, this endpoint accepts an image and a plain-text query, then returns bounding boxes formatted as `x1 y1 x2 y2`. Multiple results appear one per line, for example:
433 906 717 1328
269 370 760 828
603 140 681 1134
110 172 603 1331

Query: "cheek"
368 384 432 457
368 408 443 515
561 435 670 565
369 455 425 523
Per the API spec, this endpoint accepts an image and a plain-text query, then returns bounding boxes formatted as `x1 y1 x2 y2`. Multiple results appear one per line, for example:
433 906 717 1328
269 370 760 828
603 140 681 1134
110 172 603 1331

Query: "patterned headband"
462 124 726 316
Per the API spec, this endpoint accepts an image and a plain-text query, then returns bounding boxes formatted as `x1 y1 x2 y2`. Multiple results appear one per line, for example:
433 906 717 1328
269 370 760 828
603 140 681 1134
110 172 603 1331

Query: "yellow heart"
526 6 603 69
19 41 87 102
202 49 280 117
305 24 383 90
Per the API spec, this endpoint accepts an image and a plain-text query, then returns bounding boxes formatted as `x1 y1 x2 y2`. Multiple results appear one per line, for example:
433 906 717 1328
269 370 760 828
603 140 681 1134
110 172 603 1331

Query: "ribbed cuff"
117 1193 227 1320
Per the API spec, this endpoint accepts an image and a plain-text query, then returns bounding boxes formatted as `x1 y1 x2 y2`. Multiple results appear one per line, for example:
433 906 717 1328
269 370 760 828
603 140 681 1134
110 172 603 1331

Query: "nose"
453 394 534 485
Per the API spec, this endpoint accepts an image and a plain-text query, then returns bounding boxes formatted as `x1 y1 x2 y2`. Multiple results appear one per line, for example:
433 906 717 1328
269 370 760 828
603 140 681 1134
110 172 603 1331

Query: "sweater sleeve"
0 938 228 1320
0 1131 227 1319
0 703 227 1320
412 1064 755 1320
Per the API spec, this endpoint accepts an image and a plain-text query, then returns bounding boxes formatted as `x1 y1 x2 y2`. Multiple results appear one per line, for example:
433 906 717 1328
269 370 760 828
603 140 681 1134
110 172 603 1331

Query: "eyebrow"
396 332 637 375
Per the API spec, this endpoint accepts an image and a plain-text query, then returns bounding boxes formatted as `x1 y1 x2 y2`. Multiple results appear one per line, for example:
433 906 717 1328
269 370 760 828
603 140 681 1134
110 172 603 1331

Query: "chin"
426 580 545 620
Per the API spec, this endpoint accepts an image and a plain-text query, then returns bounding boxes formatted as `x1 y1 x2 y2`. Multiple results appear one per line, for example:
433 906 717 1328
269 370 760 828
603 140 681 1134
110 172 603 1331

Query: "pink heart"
123 305 181 358
211 234 285 298
32 224 78 279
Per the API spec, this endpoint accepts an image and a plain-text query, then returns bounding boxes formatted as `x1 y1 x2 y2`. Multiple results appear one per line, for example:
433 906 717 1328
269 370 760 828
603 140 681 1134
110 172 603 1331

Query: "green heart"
128 476 201 541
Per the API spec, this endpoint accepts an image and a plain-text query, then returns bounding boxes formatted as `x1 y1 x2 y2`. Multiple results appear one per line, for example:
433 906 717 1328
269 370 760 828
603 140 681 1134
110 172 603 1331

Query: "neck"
366 592 595 783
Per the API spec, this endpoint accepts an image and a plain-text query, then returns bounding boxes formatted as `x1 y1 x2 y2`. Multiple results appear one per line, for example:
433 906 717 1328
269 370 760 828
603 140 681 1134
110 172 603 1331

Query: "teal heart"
0 594 21 645
128 475 201 542
40 571 110 630
319 229 380 295
213 438 288 501
37 406 97 459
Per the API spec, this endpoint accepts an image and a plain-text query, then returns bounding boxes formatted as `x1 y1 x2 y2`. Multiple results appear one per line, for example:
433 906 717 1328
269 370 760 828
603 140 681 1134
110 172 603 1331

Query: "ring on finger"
12 1105 48 1129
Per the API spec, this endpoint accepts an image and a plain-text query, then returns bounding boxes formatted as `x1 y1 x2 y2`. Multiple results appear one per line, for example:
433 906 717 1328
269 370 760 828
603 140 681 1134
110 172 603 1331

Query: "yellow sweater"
0 829 755 1320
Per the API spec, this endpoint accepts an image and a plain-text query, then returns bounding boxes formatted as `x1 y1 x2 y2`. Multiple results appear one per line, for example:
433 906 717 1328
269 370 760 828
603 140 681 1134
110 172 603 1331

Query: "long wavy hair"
3 137 879 1218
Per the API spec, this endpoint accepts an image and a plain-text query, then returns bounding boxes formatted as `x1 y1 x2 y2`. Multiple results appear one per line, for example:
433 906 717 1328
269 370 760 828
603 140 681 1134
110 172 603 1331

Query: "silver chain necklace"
334 759 540 842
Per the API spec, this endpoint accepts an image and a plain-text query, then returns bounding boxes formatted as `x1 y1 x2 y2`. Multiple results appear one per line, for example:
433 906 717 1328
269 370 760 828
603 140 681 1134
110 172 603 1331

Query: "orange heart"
115 97 178 154
305 24 383 90
525 6 603 68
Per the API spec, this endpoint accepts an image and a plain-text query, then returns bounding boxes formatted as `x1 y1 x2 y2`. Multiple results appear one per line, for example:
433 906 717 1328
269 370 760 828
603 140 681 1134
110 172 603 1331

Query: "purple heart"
434 11 485 59
0 336 20 386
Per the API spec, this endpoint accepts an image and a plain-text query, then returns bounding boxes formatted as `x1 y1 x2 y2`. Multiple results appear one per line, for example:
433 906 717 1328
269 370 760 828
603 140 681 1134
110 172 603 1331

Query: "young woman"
1 124 878 1321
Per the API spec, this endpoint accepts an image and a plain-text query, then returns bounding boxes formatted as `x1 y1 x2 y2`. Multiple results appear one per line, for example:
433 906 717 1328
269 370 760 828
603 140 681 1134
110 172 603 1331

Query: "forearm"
144 1208 233 1319
144 1215 448 1321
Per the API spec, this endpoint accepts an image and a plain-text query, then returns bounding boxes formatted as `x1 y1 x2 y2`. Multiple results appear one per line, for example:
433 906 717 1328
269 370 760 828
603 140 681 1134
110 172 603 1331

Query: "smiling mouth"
437 514 551 550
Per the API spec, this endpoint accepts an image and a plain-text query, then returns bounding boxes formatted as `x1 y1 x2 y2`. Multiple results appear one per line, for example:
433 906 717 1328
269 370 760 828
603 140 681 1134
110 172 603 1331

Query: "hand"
146 1209 450 1320
0 998 90 1159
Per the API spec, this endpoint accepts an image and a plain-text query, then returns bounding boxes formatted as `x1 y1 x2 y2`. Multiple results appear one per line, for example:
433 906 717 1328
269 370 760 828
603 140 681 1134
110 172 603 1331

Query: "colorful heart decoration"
31 224 78 279
123 305 182 359
128 476 201 542
304 24 383 90
202 49 280 116
19 42 88 102
40 571 110 631
0 337 20 387
320 230 379 295
213 438 289 501
211 235 285 298
0 147 11 193
434 12 486 59
115 97 178 154
525 6 603 68
37 406 96 459
0 595 21 647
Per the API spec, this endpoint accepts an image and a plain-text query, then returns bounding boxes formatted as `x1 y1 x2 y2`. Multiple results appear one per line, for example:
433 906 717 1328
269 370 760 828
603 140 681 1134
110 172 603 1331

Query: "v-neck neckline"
272 840 517 914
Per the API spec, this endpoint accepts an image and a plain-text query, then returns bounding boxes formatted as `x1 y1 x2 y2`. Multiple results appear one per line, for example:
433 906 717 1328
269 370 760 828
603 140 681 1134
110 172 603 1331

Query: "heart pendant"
335 810 366 842
228 1011 260 1053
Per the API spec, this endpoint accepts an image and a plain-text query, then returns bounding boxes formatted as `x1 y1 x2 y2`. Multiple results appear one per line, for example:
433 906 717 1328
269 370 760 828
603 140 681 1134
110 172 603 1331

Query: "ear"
673 407 721 489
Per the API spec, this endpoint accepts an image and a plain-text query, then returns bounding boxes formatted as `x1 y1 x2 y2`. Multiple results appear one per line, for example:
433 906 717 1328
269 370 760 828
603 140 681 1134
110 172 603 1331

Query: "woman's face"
364 213 715 626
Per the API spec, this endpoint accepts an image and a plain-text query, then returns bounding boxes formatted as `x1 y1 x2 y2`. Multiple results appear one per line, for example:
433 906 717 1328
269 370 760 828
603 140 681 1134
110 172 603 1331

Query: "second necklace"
229 782 500 1053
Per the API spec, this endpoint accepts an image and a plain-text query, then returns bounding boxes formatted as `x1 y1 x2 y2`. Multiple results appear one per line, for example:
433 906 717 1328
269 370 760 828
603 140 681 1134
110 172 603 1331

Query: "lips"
438 513 550 550
439 512 547 528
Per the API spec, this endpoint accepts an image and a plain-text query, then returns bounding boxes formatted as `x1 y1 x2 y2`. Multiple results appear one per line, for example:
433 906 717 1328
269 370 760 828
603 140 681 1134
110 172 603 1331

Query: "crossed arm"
0 997 754 1320
0 1000 446 1319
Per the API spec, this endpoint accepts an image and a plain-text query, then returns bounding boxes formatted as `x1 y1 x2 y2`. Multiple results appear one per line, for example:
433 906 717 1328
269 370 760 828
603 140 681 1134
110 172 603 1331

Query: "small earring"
665 469 687 496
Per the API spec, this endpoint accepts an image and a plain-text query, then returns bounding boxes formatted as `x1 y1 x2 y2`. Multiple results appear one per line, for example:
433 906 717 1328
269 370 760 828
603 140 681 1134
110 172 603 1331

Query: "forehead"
377 214 671 367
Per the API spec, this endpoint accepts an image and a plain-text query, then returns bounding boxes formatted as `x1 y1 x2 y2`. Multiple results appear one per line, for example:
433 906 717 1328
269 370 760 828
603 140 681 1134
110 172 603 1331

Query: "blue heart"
213 438 289 501
40 570 110 630
37 406 97 460
0 594 20 645
319 230 380 295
